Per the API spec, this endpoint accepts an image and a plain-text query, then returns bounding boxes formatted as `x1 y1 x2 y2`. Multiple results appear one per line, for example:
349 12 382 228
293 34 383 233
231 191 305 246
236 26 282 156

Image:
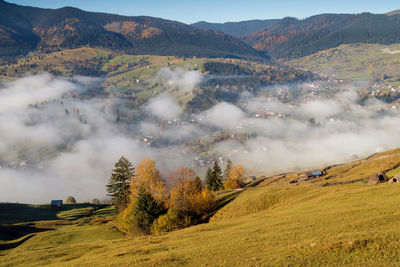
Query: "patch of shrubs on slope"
106 157 246 235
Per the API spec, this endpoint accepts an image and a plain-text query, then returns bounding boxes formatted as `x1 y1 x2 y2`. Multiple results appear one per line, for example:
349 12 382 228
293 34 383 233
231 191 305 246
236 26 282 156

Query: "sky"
6 0 400 24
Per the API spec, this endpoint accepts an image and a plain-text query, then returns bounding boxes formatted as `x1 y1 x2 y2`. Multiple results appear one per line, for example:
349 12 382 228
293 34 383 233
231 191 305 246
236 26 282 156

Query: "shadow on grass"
0 203 108 224
0 224 57 251
0 224 54 241
201 190 243 223
0 234 36 251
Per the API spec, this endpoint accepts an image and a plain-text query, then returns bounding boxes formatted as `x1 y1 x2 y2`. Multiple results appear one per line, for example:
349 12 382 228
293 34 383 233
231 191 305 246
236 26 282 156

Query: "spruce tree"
223 159 233 182
132 186 163 234
205 167 213 191
106 156 134 211
212 160 223 191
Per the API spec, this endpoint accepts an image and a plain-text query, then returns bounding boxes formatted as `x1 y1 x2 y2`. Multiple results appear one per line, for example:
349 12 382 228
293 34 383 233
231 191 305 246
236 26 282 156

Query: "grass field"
0 47 215 102
289 43 400 85
2 149 400 266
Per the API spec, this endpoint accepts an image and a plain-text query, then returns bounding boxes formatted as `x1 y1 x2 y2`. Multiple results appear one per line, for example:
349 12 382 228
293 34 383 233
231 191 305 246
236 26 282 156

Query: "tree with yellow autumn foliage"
169 175 213 216
224 164 245 190
130 158 167 205
152 167 215 233
117 158 167 233
168 166 197 187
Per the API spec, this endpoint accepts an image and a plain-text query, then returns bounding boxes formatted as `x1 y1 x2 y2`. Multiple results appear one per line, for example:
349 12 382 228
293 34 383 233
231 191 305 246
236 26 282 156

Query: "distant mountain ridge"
242 13 400 59
0 0 264 59
387 10 400 21
2 0 400 61
386 10 400 16
191 19 280 37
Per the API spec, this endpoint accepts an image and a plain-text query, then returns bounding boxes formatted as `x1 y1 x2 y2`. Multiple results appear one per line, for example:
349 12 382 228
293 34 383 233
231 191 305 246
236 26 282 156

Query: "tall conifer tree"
132 186 162 234
205 167 213 191
106 156 134 211
205 161 223 191
212 160 223 191
223 159 233 182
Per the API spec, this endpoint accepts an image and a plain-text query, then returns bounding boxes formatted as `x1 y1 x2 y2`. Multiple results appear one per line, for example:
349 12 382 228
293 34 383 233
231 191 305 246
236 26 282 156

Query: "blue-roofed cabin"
51 200 63 209
311 170 323 177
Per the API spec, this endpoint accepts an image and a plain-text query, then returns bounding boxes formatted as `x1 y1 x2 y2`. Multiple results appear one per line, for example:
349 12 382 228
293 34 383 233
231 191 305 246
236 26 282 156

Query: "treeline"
202 61 316 87
203 62 253 76
244 13 400 59
106 157 245 235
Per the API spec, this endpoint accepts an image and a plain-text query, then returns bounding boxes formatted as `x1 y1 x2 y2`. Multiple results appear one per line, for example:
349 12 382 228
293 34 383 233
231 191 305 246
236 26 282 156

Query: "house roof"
312 170 323 176
51 200 63 205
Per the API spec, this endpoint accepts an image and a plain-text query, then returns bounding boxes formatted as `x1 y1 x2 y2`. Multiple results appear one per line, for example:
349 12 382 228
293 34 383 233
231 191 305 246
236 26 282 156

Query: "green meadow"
2 149 400 266
290 43 400 85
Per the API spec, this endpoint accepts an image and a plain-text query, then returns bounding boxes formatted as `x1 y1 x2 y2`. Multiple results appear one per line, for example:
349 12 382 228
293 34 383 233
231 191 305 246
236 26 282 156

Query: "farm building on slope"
51 200 63 209
290 170 325 184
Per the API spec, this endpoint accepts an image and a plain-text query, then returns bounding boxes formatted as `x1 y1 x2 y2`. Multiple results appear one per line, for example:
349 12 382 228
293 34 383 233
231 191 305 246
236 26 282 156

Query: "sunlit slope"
289 43 400 84
253 147 400 187
3 149 400 266
3 183 400 266
212 148 400 223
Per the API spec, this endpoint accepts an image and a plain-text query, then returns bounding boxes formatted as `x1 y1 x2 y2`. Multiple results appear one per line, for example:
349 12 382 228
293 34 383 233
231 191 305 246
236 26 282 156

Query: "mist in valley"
1 69 399 203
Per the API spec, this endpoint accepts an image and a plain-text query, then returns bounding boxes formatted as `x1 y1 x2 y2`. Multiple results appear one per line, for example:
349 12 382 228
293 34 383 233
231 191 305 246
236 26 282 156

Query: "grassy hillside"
0 47 210 106
2 148 400 266
0 47 314 110
289 43 400 84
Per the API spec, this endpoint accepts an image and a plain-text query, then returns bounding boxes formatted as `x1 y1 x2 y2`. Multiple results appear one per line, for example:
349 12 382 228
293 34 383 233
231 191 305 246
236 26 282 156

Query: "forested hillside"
191 19 280 37
243 13 400 59
0 0 264 60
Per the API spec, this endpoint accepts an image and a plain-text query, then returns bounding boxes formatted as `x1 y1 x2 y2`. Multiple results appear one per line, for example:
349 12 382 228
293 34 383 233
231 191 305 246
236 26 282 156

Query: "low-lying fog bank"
0 71 398 203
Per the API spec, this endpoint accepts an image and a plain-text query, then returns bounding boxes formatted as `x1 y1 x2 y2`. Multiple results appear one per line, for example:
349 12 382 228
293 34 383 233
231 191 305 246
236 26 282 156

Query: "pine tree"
223 159 233 182
212 160 223 191
132 186 163 234
205 161 224 191
205 167 213 191
106 156 134 212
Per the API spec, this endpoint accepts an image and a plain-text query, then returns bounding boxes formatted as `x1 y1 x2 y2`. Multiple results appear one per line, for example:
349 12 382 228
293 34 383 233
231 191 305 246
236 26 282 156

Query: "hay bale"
367 173 380 185
368 173 388 185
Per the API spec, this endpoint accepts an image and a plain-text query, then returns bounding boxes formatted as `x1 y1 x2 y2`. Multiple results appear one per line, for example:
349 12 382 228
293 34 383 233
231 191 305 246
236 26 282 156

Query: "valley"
2 1 400 266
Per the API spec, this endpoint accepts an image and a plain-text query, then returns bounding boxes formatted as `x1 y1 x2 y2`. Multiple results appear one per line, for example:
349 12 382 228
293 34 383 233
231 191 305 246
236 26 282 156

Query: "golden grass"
290 43 400 83
2 149 400 266
2 182 400 266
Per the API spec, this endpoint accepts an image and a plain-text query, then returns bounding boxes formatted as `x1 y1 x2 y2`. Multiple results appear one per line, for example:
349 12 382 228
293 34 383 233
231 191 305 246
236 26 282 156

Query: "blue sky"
6 0 400 24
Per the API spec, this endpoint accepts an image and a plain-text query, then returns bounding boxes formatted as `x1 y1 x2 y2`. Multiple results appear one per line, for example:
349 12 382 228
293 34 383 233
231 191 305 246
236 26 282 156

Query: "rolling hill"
2 148 400 265
0 0 264 60
242 13 400 59
289 43 400 84
386 10 400 16
191 19 280 37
